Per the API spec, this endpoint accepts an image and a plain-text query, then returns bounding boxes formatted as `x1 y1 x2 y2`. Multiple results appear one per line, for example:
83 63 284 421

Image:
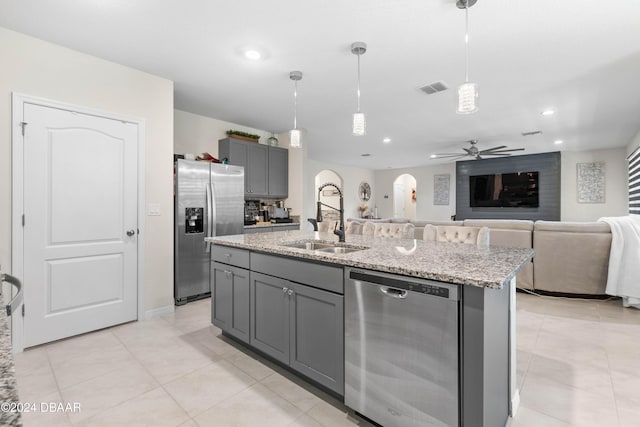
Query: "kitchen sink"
280 240 367 254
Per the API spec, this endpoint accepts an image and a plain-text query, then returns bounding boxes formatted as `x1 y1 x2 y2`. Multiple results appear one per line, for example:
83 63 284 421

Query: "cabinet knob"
224 270 232 279
287 289 294 296
282 287 288 293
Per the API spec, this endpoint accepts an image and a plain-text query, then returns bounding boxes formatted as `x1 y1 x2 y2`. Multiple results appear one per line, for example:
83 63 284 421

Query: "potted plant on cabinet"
226 130 261 143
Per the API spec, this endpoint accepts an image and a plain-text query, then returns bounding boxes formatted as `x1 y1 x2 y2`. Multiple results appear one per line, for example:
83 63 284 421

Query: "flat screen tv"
470 171 539 207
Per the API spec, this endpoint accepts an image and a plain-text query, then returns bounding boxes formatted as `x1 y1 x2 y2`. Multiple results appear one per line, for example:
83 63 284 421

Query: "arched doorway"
393 174 417 219
315 170 343 221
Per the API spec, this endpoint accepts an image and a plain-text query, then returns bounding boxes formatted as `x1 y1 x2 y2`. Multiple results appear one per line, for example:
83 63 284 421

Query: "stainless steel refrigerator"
174 160 244 305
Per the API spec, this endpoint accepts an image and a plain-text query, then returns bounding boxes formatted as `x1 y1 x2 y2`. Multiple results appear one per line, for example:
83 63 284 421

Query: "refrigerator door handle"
206 182 213 252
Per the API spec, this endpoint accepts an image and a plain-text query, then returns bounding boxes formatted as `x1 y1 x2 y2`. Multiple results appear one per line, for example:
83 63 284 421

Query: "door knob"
126 229 136 236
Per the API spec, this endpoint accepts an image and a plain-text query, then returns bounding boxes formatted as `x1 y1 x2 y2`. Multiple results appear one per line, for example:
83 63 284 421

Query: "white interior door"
22 102 138 348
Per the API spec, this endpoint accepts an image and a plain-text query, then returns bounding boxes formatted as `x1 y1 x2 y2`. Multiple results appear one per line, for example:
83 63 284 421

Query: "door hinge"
20 122 27 136
22 304 25 317
21 214 25 227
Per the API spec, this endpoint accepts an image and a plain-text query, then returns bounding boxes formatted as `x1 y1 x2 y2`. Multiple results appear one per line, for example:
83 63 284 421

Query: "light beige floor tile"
615 396 640 427
163 360 255 417
111 317 183 346
610 371 640 406
17 390 72 427
306 400 360 427
287 413 324 427
59 359 158 423
261 372 321 412
13 347 59 402
50 346 135 389
178 419 199 427
125 336 214 384
76 387 189 427
193 383 303 427
510 405 571 427
225 349 276 381
519 373 619 427
527 353 613 396
43 330 120 364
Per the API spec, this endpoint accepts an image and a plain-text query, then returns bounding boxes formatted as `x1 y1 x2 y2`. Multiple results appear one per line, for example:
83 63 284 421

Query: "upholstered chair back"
317 220 339 233
345 221 363 235
362 222 415 239
424 224 490 248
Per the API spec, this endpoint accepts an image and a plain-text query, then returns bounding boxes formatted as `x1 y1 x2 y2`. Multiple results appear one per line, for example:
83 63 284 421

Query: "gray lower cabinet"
244 227 273 234
250 271 344 395
250 272 290 363
211 262 250 344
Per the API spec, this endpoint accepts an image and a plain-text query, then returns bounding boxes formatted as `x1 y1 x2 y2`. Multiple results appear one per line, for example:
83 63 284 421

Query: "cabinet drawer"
250 253 343 294
211 245 250 269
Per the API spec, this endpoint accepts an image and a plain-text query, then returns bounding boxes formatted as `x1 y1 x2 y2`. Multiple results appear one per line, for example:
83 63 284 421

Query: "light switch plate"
147 203 161 216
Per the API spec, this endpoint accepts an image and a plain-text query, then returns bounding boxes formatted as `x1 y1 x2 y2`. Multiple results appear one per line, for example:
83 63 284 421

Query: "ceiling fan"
432 140 525 160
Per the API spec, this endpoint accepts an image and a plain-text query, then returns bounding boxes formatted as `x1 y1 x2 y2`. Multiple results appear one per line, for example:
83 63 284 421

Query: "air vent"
420 81 449 95
521 131 543 137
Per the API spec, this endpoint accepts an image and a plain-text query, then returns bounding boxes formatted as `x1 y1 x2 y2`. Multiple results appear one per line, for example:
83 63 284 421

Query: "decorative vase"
267 134 279 146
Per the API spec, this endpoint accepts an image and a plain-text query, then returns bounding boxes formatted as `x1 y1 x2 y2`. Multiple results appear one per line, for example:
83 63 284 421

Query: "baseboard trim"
510 388 520 417
144 304 174 319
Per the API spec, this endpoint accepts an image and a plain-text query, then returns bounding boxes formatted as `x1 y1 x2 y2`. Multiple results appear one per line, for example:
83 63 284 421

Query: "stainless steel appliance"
345 268 460 427
174 160 244 305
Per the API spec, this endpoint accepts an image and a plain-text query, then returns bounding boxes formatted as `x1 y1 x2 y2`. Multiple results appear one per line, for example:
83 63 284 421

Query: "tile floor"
13 292 640 426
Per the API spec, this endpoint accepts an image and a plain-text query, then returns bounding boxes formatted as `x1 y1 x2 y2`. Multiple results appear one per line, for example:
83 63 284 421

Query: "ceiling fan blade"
432 154 468 159
463 148 472 154
481 148 525 154
479 153 513 156
434 152 468 156
479 145 508 153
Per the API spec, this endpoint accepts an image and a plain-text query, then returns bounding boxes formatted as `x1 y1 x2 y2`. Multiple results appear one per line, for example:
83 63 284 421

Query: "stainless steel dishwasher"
345 268 460 427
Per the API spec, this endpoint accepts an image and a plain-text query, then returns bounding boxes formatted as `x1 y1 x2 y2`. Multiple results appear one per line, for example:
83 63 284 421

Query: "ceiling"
1 0 640 169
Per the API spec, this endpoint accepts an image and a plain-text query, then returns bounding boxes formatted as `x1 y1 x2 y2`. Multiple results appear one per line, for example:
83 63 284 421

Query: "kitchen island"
206 230 533 427
0 293 21 426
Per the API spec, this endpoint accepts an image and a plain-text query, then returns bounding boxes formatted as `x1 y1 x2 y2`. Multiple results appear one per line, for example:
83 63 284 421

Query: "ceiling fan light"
457 82 478 114
352 112 366 136
290 129 301 148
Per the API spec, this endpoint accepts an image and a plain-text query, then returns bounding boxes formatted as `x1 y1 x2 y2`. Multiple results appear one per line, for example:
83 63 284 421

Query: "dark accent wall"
456 152 561 221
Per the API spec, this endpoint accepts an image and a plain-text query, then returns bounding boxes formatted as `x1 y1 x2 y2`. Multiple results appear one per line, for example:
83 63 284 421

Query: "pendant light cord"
464 0 470 83
293 79 298 129
356 53 362 113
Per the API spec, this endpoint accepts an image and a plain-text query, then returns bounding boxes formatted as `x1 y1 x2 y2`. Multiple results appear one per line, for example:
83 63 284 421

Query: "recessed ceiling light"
361 153 371 157
430 154 437 158
554 139 563 145
244 49 262 60
541 109 555 116
383 137 391 143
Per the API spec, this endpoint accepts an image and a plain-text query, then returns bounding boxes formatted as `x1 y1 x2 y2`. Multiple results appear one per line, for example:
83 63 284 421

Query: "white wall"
375 164 457 221
174 109 274 159
628 129 640 157
561 148 628 221
0 27 174 312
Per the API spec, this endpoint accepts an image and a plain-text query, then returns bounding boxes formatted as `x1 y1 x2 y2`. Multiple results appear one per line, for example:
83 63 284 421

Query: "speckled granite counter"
206 230 533 289
243 222 300 230
0 298 21 426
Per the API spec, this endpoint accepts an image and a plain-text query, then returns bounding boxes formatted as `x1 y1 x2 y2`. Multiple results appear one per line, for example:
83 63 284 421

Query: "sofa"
346 217 612 295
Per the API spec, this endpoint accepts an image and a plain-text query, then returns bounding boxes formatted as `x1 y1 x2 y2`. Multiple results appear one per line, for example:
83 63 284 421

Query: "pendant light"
351 41 367 136
289 71 302 148
457 0 478 114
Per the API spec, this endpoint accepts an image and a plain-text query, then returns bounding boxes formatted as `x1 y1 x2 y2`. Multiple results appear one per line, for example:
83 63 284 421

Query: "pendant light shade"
457 0 478 115
289 71 302 148
351 42 367 136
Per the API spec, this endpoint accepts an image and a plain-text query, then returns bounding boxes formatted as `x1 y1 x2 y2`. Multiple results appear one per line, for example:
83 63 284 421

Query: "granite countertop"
244 222 300 229
0 292 21 426
206 230 534 289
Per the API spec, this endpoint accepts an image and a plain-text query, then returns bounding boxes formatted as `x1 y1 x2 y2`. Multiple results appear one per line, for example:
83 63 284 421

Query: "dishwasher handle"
1 273 23 316
379 286 407 299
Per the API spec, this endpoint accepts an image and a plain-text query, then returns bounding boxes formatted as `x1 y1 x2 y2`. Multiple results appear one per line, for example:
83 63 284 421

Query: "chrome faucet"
316 183 345 242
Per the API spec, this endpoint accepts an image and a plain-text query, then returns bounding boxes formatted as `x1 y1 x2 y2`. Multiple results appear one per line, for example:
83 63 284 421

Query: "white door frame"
11 92 146 352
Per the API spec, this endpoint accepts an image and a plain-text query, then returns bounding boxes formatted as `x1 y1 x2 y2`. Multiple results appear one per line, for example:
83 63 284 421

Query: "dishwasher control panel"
349 270 453 299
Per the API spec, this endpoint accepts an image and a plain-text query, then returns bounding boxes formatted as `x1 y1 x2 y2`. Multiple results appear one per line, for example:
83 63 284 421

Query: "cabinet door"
247 144 269 196
211 263 250 343
289 282 344 395
250 272 290 364
219 138 251 196
268 147 288 198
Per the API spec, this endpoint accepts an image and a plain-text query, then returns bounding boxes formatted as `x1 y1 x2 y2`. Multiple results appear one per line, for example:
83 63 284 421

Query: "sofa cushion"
362 222 415 239
463 219 534 231
424 224 490 247
534 220 611 233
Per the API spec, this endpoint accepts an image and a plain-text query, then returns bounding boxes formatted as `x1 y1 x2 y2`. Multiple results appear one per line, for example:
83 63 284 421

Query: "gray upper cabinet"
219 138 288 198
268 146 288 198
